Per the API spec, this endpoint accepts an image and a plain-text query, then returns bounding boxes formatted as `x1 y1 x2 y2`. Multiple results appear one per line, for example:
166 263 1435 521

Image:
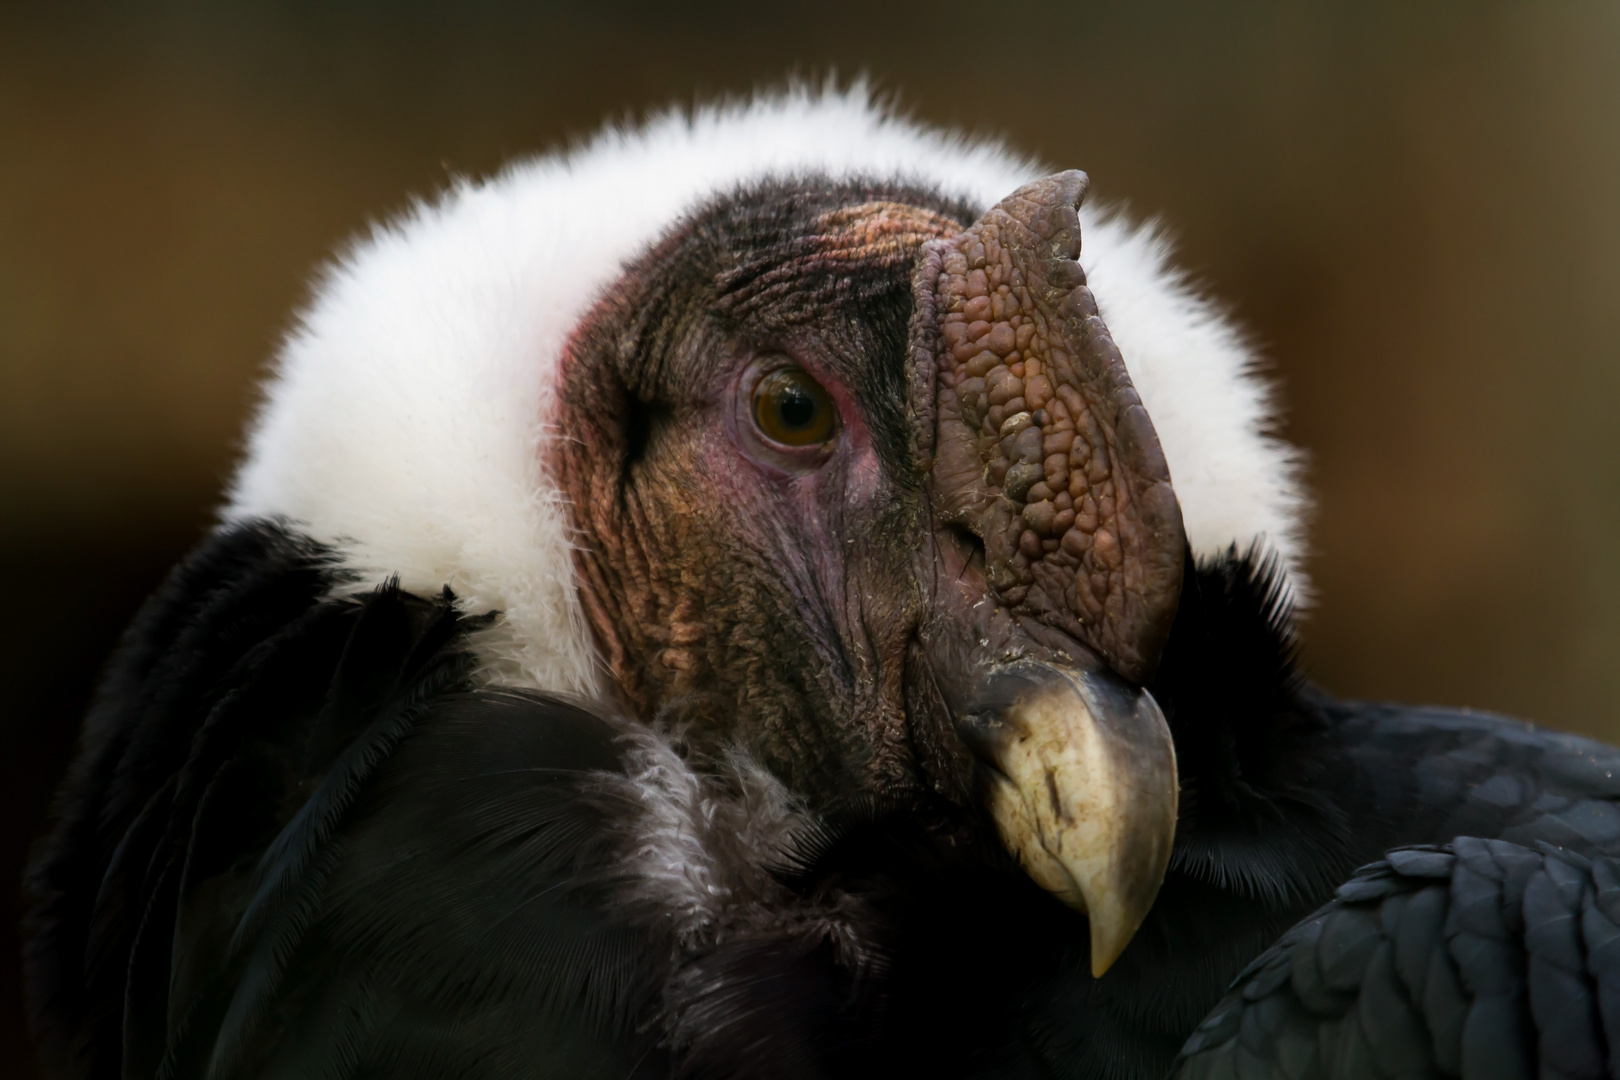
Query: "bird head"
226 87 1306 977
554 170 1183 972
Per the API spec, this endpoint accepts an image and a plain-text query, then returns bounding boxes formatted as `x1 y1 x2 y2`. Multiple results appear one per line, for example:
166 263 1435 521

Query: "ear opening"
622 393 671 480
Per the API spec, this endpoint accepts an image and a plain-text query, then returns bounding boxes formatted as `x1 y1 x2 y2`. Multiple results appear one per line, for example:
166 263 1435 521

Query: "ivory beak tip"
972 663 1178 979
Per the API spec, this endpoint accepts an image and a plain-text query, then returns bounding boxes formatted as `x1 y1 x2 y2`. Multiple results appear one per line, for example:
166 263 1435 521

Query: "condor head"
555 172 1183 975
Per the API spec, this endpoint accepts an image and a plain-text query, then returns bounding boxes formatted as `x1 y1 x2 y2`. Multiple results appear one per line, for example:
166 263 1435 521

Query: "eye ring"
751 366 839 448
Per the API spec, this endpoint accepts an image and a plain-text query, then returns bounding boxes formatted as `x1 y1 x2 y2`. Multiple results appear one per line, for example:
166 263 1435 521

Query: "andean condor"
23 88 1620 1080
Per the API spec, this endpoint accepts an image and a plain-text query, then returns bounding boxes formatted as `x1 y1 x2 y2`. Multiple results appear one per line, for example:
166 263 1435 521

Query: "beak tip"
1087 904 1145 978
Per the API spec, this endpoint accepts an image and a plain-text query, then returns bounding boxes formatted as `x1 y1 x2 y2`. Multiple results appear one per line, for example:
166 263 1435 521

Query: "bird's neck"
1151 548 1361 907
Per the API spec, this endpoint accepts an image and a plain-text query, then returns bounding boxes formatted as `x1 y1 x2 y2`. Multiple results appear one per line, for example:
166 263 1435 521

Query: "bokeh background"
4 2 1618 1072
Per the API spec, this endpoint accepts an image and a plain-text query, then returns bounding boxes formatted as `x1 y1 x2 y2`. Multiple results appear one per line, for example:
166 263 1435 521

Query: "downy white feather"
226 81 1308 702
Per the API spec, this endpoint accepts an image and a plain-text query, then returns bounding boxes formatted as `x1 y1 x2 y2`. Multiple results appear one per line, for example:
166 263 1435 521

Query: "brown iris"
752 367 837 447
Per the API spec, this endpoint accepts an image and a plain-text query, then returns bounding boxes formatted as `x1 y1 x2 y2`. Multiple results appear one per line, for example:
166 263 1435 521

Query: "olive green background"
4 3 1618 1073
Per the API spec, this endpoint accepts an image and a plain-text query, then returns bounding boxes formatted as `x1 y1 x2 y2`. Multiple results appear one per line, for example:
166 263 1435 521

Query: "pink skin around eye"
725 352 881 507
821 377 882 504
710 355 887 617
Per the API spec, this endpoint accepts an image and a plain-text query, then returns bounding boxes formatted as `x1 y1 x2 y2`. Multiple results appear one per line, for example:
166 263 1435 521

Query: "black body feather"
25 520 1620 1079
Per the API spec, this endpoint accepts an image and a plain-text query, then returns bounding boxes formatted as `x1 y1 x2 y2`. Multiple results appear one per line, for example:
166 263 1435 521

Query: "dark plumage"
33 518 1620 1078
1178 835 1620 1080
23 92 1620 1080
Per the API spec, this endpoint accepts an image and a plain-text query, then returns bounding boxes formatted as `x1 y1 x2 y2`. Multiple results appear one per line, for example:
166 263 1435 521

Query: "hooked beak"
909 170 1187 974
955 660 1177 977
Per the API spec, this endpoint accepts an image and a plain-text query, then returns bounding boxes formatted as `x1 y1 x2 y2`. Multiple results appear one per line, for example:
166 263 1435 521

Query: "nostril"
944 523 987 573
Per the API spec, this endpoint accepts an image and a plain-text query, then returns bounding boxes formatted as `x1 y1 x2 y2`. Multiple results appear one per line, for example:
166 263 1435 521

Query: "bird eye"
752 367 838 447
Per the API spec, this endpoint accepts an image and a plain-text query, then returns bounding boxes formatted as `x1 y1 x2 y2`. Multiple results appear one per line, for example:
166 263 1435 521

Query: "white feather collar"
225 84 1307 697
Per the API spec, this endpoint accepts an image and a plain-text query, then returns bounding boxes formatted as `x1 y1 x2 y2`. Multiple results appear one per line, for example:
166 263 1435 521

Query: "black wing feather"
25 521 669 1080
1175 836 1620 1080
1170 668 1620 1080
213 691 665 1080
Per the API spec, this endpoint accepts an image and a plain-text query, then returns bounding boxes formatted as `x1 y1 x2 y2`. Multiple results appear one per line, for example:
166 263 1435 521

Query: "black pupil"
777 384 818 430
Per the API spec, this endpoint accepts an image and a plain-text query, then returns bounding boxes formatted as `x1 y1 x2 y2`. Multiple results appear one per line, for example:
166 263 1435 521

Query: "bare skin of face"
554 173 1184 971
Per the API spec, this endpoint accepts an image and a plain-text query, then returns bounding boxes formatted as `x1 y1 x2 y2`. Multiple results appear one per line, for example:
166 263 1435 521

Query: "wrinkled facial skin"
554 180 976 805
554 170 1187 924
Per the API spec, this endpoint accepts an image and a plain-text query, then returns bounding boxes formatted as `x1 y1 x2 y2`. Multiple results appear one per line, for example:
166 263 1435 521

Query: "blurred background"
3 1 1618 1072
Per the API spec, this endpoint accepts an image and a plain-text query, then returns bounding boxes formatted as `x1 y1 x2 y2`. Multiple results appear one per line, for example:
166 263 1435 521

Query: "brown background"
4 2 1618 1073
